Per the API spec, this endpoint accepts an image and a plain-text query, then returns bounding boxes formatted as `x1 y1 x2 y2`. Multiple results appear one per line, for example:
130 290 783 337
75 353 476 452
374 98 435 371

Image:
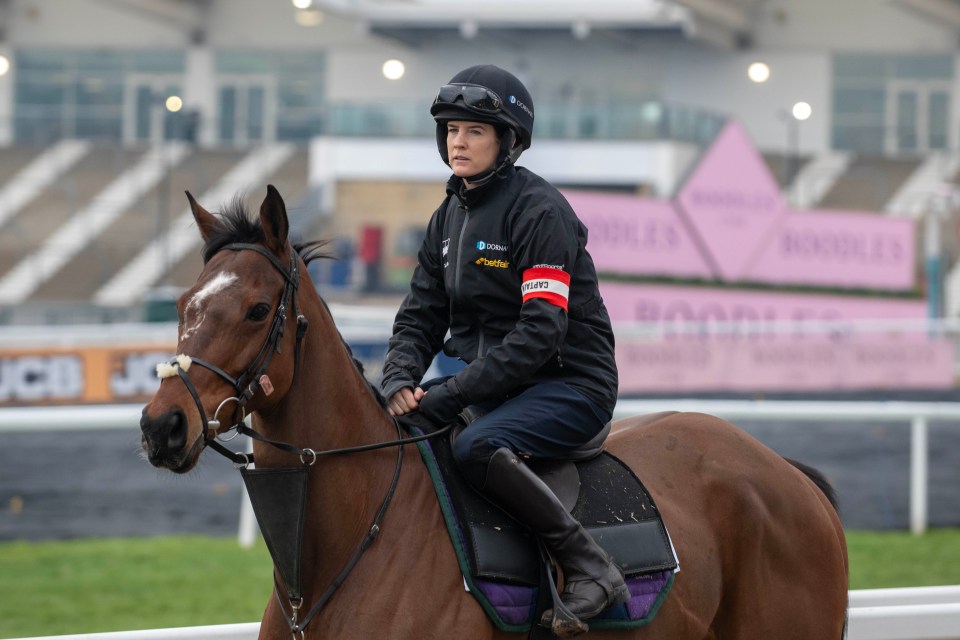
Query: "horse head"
140 185 306 472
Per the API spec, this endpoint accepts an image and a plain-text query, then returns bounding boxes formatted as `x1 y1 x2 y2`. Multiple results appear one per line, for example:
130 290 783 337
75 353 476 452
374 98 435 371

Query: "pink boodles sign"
743 209 915 290
614 336 953 393
601 283 954 392
675 120 787 281
566 120 916 292
564 191 712 279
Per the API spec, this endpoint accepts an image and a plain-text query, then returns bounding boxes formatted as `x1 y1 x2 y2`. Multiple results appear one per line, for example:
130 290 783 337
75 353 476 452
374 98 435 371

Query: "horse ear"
259 184 289 255
186 191 218 243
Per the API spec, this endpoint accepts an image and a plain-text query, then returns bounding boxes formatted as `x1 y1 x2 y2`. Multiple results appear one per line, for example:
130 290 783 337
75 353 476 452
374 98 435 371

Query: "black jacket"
380 166 618 416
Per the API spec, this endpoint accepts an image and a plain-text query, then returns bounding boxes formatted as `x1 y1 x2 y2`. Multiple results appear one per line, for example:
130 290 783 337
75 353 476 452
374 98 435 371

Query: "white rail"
3 399 960 535
3 405 960 639
613 399 960 535
6 589 960 640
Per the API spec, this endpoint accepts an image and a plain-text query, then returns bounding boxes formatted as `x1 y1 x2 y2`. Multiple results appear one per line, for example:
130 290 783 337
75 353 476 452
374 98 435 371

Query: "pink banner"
565 120 916 291
675 119 787 281
743 209 915 290
615 336 954 393
563 190 713 279
601 283 952 392
601 282 928 324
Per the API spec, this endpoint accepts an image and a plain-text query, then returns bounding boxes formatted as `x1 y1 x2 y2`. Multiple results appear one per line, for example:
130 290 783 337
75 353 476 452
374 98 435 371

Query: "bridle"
164 241 307 462
158 241 449 639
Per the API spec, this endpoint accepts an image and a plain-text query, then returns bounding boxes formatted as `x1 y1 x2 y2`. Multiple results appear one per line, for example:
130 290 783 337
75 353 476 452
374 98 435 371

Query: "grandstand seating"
0 146 138 278
0 143 311 318
817 156 921 211
0 145 43 184
162 148 309 291
0 140 944 321
761 152 811 190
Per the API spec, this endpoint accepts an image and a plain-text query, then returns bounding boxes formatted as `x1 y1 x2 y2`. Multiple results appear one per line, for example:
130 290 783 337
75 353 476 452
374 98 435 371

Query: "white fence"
3 398 955 534
6 587 960 640
3 403 960 639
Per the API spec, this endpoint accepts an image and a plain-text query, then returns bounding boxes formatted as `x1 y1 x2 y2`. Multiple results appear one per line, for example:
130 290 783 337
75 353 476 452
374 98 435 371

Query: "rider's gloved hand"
418 378 466 425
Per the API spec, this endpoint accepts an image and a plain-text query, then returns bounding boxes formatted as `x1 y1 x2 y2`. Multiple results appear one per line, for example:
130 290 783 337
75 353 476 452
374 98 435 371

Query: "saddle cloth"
399 415 678 633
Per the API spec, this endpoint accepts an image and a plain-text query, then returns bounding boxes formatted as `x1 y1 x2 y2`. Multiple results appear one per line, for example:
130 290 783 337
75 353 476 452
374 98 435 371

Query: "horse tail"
784 457 840 515
786 457 848 640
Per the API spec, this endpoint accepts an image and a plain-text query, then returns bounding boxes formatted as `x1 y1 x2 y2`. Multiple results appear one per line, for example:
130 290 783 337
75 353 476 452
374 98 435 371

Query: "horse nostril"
164 410 188 450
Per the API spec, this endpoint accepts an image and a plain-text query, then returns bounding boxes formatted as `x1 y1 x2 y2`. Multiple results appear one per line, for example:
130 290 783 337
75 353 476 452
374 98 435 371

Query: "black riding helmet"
430 64 534 173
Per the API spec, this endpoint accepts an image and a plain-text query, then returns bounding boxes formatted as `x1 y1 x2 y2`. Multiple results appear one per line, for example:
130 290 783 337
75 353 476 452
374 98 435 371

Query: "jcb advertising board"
0 345 174 407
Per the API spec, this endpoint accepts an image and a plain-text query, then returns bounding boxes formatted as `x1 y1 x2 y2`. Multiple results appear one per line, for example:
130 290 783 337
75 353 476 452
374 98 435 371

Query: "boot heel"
610 581 631 606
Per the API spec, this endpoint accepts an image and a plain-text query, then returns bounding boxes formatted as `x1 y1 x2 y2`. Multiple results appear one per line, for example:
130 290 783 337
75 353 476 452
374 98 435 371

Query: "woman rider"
380 64 628 635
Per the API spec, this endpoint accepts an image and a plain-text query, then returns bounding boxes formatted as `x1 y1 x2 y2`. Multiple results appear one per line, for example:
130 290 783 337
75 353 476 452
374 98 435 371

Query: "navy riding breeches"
424 379 611 488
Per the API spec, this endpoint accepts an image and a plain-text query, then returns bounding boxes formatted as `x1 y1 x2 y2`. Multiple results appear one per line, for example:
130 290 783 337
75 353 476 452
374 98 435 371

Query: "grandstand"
1 0 960 323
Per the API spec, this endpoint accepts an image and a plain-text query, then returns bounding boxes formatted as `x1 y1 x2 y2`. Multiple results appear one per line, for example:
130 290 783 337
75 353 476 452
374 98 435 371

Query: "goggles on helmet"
433 83 503 113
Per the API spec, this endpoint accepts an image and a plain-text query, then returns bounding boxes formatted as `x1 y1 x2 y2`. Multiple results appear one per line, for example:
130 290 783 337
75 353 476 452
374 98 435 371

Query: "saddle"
399 412 679 634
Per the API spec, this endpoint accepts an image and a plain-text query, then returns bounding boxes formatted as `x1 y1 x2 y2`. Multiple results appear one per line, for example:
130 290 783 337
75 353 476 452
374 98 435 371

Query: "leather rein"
160 241 449 638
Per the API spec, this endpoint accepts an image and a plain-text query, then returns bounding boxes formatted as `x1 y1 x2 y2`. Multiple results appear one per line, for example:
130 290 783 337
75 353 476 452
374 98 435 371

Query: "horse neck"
252 292 405 590
257 293 393 455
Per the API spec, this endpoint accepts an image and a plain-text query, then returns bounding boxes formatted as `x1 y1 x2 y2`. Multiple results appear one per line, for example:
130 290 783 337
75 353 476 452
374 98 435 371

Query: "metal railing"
6 588 960 640
2 399 959 535
3 403 960 639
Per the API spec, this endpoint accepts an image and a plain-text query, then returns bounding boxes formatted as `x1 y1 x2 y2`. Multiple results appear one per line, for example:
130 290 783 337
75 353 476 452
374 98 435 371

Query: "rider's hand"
418 379 465 425
387 387 425 416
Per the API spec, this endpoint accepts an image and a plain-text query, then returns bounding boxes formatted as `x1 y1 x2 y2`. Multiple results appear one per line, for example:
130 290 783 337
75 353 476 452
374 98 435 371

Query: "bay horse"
140 185 849 639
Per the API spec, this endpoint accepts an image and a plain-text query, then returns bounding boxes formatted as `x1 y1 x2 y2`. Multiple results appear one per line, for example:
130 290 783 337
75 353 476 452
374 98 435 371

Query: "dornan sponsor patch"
521 267 570 310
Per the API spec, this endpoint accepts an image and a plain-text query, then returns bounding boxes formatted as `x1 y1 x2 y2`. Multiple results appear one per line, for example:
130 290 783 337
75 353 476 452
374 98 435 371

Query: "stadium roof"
310 0 757 49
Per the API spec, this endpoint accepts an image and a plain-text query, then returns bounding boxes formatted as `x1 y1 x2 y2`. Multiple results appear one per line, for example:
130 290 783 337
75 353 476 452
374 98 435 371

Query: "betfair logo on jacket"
475 257 510 268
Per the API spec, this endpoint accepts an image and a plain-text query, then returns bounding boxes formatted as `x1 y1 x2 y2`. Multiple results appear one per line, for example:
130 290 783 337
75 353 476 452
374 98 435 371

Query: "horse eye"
247 303 271 321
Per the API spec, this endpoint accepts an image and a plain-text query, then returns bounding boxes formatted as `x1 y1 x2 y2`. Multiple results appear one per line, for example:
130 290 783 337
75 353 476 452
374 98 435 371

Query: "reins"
160 240 452 639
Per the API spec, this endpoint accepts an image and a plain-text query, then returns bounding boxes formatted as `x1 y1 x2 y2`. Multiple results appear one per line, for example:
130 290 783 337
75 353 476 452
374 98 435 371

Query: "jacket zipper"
454 204 470 299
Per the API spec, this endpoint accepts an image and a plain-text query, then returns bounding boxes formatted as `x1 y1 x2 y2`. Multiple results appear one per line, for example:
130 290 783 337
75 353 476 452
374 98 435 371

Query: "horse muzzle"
140 406 197 472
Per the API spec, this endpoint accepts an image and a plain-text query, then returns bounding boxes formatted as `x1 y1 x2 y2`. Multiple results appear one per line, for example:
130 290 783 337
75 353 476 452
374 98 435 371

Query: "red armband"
521 267 571 311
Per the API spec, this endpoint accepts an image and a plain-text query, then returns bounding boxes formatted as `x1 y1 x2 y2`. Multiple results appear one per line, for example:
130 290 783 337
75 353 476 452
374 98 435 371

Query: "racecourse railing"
6 586 960 640
3 399 957 535
4 404 960 639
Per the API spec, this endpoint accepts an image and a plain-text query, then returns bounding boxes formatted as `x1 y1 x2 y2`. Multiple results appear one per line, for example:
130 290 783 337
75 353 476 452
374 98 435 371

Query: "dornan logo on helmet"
509 95 533 118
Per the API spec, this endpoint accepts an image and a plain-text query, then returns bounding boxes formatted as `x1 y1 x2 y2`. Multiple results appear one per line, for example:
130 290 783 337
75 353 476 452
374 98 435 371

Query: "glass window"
219 86 237 143
895 91 918 152
247 86 265 142
928 91 949 150
216 51 326 143
13 49 185 143
832 54 953 153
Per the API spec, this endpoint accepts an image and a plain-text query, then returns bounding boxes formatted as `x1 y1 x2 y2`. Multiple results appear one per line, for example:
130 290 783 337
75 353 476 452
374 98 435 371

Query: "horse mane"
199 196 387 409
785 457 840 515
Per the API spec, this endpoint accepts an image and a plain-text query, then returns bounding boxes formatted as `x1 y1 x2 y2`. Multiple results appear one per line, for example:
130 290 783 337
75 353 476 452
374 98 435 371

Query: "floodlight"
382 59 405 81
748 62 770 83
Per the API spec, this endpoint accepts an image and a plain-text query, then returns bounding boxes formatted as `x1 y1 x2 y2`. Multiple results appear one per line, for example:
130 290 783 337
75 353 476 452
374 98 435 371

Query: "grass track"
1 530 959 638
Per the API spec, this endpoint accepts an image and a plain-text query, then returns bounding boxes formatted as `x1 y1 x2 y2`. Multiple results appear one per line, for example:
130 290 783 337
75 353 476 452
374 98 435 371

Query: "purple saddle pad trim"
474 580 537 626
625 570 673 620
475 569 673 626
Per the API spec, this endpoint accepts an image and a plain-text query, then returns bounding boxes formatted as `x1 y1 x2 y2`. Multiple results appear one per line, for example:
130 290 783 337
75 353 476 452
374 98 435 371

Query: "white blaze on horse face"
180 271 239 342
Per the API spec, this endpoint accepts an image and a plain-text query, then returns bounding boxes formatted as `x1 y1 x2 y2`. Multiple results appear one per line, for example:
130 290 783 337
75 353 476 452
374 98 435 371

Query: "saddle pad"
401 416 677 633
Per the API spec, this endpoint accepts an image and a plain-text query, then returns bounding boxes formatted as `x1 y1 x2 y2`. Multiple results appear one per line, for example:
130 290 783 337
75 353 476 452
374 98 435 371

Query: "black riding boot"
480 447 630 637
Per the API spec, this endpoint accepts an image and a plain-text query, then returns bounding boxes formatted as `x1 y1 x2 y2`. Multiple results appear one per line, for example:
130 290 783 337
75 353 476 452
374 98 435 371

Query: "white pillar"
0 46 14 146
184 47 217 148
910 416 929 535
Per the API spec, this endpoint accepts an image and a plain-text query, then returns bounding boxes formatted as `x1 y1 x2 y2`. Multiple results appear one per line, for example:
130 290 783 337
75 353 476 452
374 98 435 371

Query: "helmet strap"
461 146 521 189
